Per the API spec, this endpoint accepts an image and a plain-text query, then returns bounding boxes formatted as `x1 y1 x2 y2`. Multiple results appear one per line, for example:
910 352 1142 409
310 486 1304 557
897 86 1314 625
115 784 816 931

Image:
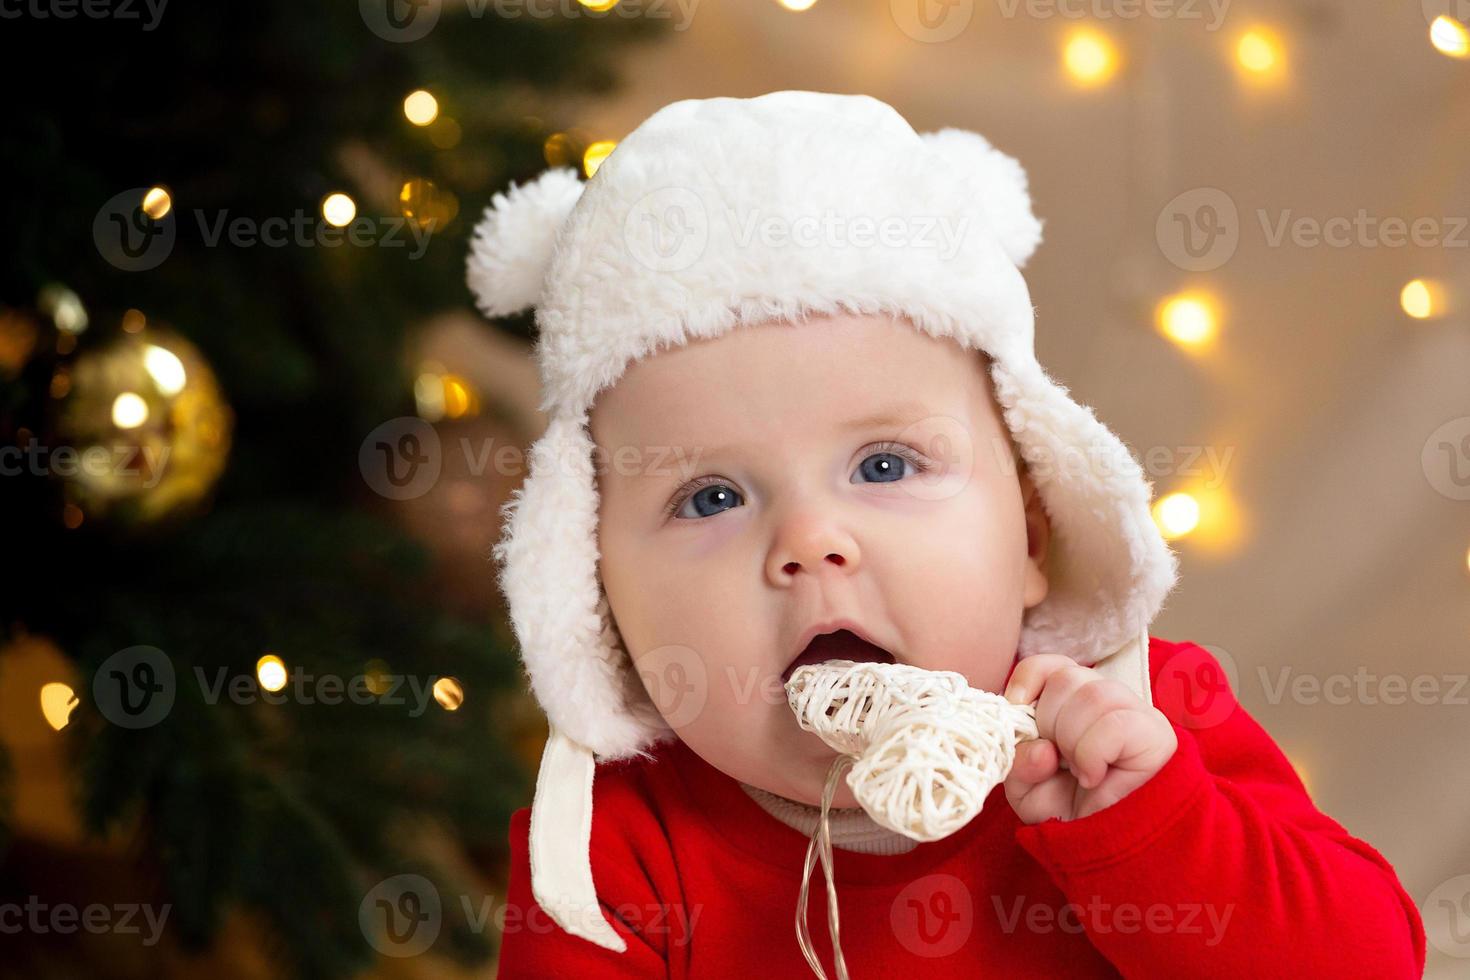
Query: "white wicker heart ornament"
783 659 1040 980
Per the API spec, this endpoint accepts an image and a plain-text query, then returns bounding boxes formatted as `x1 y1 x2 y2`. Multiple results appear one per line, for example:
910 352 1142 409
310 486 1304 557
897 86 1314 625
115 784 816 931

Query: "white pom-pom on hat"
465 166 586 318
920 128 1044 269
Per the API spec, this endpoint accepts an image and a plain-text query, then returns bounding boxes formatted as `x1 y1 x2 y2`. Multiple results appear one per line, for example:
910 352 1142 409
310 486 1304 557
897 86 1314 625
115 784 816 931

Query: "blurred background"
0 0 1466 976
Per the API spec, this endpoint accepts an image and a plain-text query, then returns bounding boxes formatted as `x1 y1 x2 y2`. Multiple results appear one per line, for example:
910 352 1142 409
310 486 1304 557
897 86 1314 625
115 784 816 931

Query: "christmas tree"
0 3 663 976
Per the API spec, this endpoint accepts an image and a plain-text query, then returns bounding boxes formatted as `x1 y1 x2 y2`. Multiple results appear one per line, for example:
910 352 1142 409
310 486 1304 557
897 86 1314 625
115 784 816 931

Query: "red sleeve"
1014 640 1426 978
495 807 671 978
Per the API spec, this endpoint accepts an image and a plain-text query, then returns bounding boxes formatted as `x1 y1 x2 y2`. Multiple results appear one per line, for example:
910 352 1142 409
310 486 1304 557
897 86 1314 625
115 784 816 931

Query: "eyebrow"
668 401 937 462
836 401 935 432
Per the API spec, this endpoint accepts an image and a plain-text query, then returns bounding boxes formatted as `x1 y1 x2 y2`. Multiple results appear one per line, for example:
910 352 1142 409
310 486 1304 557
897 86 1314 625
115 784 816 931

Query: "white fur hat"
466 90 1180 952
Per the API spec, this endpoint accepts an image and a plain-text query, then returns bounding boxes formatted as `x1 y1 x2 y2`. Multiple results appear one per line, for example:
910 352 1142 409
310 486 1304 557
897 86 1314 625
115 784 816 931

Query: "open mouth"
781 628 896 685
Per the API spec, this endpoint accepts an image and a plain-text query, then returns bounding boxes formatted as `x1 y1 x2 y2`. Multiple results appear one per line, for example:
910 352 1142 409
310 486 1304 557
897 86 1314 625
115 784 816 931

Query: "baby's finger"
1050 677 1140 767
1003 654 1079 705
1071 708 1170 787
1007 738 1059 786
1005 742 1076 824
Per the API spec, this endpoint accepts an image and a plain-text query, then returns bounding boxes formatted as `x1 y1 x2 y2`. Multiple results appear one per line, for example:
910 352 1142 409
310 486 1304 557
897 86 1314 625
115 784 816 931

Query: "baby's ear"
465 166 586 318
920 128 1044 269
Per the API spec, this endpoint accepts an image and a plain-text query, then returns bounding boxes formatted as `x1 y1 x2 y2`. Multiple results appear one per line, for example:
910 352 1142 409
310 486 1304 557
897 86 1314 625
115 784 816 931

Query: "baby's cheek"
895 523 1026 691
672 670 789 777
634 641 783 746
701 656 788 726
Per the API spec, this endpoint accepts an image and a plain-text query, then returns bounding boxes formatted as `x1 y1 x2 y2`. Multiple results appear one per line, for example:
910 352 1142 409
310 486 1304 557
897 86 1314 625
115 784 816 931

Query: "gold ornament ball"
52 323 232 525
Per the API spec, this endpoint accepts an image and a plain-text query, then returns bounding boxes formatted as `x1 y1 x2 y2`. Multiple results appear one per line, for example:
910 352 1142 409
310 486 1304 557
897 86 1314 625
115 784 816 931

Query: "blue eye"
853 450 916 484
672 482 743 519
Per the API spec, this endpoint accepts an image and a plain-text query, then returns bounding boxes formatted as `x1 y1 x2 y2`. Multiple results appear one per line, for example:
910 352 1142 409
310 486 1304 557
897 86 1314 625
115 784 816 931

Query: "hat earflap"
465 166 586 318
920 128 1044 270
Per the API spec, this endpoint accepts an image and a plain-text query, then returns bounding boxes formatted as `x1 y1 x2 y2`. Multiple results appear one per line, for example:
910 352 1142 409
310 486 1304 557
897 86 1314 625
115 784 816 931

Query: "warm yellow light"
579 0 620 8
583 140 617 178
1156 293 1218 348
398 178 458 231
777 0 818 9
1173 481 1245 554
441 374 478 419
1430 15 1470 58
1400 278 1441 319
1064 29 1120 87
1236 28 1284 80
111 392 150 429
403 89 440 126
40 682 79 731
142 186 172 220
433 676 465 711
143 344 187 396
256 654 288 693
1153 492 1201 540
321 193 357 228
1237 30 1278 72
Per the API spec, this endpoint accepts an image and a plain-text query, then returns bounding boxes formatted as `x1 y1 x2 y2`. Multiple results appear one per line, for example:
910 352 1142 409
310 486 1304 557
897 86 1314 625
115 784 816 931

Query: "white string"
795 754 853 980
785 660 1039 979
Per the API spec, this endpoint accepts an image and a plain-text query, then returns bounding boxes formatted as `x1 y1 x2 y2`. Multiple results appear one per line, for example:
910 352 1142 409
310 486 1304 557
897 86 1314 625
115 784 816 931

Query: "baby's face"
590 312 1051 808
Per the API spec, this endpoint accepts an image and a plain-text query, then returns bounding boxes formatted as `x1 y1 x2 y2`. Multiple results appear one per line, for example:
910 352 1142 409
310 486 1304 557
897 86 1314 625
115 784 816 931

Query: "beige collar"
738 782 919 856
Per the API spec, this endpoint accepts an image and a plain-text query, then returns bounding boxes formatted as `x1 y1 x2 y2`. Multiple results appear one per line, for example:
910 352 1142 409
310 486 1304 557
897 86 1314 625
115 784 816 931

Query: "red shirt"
495 637 1425 977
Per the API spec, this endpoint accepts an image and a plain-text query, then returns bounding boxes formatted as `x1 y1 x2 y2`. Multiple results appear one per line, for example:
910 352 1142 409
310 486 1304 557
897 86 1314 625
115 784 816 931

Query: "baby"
469 91 1425 977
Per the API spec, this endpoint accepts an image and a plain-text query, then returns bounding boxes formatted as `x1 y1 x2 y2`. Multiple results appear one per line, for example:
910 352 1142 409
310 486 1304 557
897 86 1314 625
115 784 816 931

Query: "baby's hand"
1002 654 1178 824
